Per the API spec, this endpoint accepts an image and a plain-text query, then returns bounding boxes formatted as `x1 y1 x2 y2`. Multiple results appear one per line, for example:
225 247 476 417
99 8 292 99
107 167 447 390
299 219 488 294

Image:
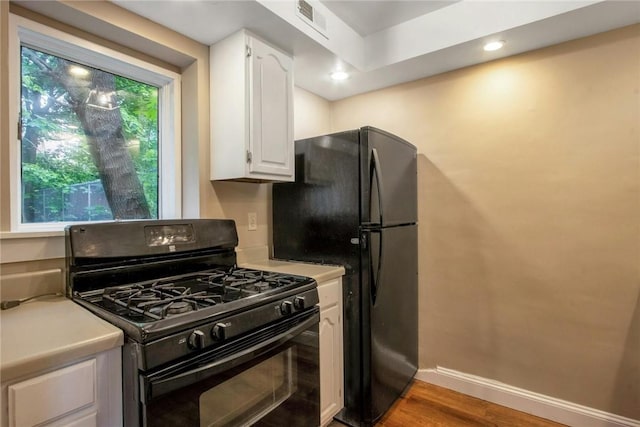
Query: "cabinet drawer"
8 359 96 427
317 278 341 311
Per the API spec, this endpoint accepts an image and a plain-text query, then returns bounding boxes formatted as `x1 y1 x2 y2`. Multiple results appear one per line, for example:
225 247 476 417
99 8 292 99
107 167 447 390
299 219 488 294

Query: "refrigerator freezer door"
273 130 360 267
361 127 417 227
361 224 418 424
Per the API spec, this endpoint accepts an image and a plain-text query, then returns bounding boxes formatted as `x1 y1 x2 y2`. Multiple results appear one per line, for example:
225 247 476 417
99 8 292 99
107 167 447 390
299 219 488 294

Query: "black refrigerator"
272 127 418 426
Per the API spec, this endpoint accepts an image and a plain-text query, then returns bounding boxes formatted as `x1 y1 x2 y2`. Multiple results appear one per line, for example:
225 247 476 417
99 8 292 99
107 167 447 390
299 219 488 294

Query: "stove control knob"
294 296 306 310
212 323 227 341
280 300 294 315
188 330 206 350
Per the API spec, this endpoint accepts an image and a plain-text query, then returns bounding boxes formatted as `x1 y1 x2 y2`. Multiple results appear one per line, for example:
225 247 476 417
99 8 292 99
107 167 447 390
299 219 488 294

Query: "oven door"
138 308 320 427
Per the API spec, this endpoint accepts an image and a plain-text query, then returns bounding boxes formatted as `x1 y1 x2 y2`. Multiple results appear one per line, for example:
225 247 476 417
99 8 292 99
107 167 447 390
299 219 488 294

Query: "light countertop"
0 297 123 383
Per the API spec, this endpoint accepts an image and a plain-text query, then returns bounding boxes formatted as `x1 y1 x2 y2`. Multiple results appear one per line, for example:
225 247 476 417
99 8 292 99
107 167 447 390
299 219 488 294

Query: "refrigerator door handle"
368 229 383 305
370 148 385 226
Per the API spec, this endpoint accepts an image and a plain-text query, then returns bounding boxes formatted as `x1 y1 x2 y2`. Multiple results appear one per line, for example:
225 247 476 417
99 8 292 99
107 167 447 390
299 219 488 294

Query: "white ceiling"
318 0 459 36
19 1 640 101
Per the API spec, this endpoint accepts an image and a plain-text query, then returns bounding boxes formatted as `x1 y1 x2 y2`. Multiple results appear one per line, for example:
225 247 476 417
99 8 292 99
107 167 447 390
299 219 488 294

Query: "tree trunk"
72 70 151 219
22 49 152 220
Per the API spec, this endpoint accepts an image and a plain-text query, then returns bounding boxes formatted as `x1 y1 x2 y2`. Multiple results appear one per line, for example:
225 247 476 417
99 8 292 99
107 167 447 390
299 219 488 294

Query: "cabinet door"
320 304 343 425
248 36 294 179
318 278 344 426
8 359 96 427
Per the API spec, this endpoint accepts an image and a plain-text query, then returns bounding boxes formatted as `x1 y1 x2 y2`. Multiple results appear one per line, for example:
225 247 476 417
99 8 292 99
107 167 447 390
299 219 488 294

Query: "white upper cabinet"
210 30 294 182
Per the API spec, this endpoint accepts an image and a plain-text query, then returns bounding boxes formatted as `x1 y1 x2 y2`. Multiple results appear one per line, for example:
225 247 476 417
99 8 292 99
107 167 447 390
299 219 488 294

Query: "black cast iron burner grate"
100 268 306 320
103 283 223 320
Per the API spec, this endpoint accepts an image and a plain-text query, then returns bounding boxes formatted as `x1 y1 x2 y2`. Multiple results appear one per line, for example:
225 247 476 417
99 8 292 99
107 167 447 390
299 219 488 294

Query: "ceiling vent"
296 0 328 39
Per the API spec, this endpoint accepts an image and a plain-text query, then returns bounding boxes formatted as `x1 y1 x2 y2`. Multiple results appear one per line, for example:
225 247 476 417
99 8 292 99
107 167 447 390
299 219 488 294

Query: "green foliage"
22 144 99 189
21 46 160 222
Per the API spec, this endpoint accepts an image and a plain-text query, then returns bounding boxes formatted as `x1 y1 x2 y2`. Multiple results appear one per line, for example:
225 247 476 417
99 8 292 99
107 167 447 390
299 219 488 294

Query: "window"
9 14 181 231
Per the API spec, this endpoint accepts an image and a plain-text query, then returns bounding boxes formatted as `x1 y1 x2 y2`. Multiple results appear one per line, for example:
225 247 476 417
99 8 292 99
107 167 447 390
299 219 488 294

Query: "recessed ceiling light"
483 40 505 52
330 70 349 81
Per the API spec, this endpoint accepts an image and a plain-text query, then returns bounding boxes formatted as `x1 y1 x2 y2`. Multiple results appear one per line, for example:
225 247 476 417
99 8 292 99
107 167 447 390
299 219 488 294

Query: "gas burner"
254 283 271 292
165 301 194 316
222 277 259 287
102 283 223 320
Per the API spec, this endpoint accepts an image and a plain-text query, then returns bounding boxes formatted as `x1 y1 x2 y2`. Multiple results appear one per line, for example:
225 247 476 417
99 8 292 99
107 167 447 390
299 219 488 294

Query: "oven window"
200 349 295 426
144 326 319 427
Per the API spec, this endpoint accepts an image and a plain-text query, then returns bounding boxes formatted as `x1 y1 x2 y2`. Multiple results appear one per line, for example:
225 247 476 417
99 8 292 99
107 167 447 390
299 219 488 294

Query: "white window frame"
8 14 182 233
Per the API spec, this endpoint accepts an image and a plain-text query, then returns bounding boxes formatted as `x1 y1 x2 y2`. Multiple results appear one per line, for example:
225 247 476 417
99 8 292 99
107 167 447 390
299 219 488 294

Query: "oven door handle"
144 310 319 401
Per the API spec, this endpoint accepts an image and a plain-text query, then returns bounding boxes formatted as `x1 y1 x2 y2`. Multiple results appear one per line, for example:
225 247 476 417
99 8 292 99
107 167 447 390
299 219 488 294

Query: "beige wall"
293 86 333 140
330 24 640 419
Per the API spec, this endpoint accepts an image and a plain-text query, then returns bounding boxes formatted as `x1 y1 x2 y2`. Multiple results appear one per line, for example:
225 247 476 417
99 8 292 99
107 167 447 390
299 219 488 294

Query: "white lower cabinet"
318 278 344 426
3 347 121 427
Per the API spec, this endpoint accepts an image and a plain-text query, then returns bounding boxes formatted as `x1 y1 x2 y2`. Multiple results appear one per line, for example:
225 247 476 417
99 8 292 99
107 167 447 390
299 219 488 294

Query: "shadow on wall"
211 180 267 208
418 152 498 372
611 289 640 419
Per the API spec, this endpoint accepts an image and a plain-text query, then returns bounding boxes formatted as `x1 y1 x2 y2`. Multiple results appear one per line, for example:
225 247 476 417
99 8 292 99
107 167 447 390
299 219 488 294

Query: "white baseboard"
416 367 639 427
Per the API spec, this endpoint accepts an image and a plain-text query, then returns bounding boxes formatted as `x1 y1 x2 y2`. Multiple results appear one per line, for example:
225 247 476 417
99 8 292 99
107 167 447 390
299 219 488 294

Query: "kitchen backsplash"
0 268 64 301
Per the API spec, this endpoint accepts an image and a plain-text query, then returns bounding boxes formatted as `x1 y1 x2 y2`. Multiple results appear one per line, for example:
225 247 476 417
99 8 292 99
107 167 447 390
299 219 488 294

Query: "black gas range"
66 219 321 427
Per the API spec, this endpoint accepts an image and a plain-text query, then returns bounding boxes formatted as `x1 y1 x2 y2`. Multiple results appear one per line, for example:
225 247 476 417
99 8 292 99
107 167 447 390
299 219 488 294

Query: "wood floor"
329 380 566 427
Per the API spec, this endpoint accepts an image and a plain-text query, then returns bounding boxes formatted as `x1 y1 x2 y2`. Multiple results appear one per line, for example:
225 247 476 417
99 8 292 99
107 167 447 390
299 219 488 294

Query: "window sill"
1 230 65 239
